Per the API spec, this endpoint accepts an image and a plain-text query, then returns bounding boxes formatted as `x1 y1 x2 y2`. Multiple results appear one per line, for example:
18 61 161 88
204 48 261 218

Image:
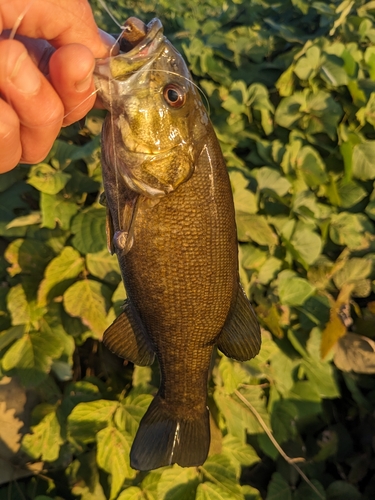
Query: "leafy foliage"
2 0 375 498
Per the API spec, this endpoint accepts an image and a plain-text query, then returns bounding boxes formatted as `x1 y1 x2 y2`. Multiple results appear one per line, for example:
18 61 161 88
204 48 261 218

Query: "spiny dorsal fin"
103 299 155 366
217 285 261 361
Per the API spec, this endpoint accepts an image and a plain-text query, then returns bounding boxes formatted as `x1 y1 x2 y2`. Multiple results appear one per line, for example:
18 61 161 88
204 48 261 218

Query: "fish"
94 17 261 471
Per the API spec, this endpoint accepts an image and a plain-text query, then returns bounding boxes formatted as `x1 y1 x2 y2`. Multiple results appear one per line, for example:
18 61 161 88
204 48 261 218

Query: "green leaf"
214 387 269 441
222 434 260 468
241 245 267 270
294 46 321 81
63 279 112 338
86 249 121 285
236 214 278 246
329 0 354 36
38 246 85 306
337 180 367 208
269 350 295 394
116 394 153 437
299 291 331 330
288 223 322 267
27 163 71 194
22 410 63 462
0 168 25 192
304 90 342 139
275 90 342 139
287 381 322 419
196 482 240 500
230 171 258 215
352 141 375 180
276 65 295 97
40 192 78 229
5 238 54 278
366 197 375 220
339 126 363 181
241 485 262 500
2 328 65 386
71 207 107 254
333 258 372 293
296 146 328 187
157 466 200 500
293 480 326 500
301 357 340 399
329 212 374 250
68 451 106 500
275 93 305 130
278 270 316 306
218 356 251 394
201 455 243 499
141 470 163 500
266 473 292 500
270 400 298 444
117 487 145 500
6 284 31 326
247 83 275 135
48 138 83 168
96 426 135 500
320 54 348 87
257 257 283 285
68 400 119 444
6 211 41 229
256 167 291 197
0 325 25 351
326 481 361 500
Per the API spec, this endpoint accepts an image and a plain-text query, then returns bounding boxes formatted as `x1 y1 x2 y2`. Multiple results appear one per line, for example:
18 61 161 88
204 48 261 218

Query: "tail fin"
130 394 210 471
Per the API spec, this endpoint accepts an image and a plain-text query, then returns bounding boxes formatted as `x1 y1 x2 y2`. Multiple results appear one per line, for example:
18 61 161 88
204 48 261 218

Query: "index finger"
0 0 111 58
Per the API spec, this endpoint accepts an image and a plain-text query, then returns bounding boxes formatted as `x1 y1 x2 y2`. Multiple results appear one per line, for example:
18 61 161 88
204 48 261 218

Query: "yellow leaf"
334 333 375 373
256 304 284 339
320 283 354 359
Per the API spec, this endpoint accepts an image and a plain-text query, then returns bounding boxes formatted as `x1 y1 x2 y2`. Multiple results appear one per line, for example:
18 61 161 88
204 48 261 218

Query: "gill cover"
95 18 208 198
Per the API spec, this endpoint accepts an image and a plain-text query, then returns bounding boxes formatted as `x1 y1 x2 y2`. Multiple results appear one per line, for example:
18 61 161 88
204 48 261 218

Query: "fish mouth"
95 18 165 81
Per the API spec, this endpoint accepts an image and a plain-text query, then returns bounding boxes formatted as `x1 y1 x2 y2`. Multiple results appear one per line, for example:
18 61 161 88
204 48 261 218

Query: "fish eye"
163 84 186 108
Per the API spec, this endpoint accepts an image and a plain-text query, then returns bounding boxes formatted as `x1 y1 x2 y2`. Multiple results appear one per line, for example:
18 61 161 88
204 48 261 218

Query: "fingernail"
75 70 94 93
10 51 41 94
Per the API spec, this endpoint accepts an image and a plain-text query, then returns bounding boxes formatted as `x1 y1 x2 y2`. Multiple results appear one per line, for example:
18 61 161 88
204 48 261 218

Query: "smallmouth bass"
94 17 261 471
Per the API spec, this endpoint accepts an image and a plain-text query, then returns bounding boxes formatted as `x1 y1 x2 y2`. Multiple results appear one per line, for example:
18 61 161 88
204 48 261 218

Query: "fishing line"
96 0 124 30
8 0 36 40
93 0 129 234
1 0 37 112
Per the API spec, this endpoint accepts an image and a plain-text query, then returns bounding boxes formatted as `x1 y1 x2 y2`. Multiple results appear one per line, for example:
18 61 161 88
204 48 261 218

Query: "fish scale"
94 16 261 471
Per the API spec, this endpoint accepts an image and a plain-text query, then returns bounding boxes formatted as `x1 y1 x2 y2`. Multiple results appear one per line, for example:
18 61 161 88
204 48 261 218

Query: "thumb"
0 0 113 58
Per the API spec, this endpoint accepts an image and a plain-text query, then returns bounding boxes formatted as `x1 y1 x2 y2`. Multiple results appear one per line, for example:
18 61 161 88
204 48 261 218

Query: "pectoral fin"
103 299 155 366
217 285 261 361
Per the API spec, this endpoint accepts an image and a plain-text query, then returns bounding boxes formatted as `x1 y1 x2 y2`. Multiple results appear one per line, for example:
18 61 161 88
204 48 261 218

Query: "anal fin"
217 285 261 361
103 299 155 366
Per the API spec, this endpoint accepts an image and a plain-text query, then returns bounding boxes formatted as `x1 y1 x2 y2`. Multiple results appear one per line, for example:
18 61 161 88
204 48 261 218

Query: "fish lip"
121 18 164 57
94 18 164 80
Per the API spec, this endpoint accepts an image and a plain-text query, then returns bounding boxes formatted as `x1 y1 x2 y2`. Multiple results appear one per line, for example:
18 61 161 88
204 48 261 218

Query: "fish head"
94 18 210 197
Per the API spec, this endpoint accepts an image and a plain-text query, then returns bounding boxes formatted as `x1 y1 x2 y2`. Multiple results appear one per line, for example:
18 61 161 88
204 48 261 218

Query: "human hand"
0 0 116 173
